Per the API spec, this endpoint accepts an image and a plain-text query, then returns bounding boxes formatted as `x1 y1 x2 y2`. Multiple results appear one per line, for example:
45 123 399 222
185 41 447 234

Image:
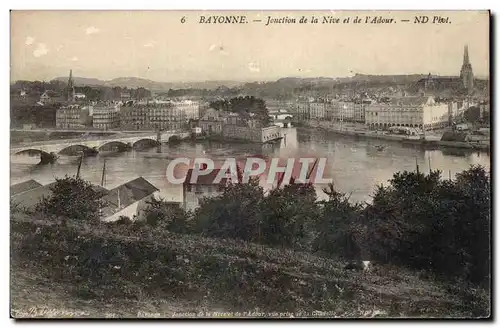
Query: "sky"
10 10 490 82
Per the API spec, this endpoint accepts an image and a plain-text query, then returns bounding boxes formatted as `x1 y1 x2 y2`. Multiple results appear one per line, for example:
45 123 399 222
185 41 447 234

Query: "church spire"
463 44 470 65
67 69 75 102
460 44 474 93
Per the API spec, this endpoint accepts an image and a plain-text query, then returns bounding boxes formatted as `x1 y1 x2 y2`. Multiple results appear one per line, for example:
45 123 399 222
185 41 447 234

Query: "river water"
10 127 490 204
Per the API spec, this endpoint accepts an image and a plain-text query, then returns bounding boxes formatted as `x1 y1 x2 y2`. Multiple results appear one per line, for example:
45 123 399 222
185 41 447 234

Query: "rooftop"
10 179 42 197
184 168 231 186
11 182 108 210
101 177 159 216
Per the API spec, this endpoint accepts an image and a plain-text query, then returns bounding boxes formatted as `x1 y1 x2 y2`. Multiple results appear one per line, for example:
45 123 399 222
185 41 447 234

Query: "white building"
182 168 226 211
101 177 160 222
74 93 86 100
365 96 449 130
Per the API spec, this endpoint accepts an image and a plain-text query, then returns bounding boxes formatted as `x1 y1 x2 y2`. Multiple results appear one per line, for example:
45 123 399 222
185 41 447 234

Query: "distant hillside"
53 76 245 91
53 76 105 87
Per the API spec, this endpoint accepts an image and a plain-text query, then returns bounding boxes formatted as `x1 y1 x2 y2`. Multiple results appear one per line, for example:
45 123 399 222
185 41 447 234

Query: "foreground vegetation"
10 165 491 318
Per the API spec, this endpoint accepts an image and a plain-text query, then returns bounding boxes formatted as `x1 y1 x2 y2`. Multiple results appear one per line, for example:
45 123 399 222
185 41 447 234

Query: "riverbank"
298 121 490 152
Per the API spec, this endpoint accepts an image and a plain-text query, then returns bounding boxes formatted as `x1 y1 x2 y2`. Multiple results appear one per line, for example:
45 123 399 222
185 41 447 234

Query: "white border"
2 1 498 327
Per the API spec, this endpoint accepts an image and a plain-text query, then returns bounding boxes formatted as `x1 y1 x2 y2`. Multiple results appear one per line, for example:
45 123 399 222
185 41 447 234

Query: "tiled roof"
10 179 42 196
101 177 159 216
10 183 55 209
184 168 231 185
11 182 108 210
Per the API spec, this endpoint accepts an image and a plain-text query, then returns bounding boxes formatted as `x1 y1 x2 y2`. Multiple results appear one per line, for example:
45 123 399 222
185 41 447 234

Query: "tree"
361 166 490 285
192 177 264 242
261 180 319 249
209 96 271 126
312 183 364 259
142 196 191 233
465 106 481 123
35 176 106 222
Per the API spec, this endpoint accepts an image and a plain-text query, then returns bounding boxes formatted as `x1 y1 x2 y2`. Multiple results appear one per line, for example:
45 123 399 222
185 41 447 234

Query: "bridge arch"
168 135 181 143
132 138 159 146
97 141 131 152
13 149 57 164
58 144 97 156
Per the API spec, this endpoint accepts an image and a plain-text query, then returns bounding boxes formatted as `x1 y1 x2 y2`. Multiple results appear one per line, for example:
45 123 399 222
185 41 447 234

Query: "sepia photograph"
9 9 491 319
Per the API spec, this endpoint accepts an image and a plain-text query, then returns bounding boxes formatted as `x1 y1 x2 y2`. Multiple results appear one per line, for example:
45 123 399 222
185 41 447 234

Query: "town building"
119 100 200 131
39 90 64 105
40 91 50 104
222 122 282 143
56 104 91 129
269 110 293 128
198 108 230 135
199 108 282 143
101 177 159 222
120 92 131 102
120 105 150 130
297 98 365 123
74 93 86 100
364 96 449 130
93 103 121 130
182 168 227 211
417 44 476 94
353 102 368 123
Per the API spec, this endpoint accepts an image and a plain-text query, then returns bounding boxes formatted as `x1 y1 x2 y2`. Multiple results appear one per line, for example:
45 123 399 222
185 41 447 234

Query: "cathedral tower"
460 45 474 93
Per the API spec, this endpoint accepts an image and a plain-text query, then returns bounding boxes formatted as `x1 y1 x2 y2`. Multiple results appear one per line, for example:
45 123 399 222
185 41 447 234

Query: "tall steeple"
67 69 75 102
460 44 474 93
463 45 470 65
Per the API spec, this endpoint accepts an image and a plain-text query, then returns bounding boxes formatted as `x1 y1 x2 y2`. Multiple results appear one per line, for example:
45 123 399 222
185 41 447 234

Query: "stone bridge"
10 130 189 164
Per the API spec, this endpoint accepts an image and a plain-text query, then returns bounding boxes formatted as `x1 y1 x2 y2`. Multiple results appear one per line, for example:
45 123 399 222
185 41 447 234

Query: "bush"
192 178 264 242
362 166 490 285
35 176 106 222
142 196 191 233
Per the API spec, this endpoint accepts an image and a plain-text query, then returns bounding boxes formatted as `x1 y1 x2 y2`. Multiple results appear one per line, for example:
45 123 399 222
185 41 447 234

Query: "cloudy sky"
10 10 490 82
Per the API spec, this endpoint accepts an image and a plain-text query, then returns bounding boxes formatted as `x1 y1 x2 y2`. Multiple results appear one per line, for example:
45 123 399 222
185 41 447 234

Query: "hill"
11 215 487 318
52 76 246 91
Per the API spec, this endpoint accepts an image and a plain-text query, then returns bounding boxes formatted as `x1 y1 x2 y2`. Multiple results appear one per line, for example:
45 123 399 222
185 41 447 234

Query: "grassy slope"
10 216 481 318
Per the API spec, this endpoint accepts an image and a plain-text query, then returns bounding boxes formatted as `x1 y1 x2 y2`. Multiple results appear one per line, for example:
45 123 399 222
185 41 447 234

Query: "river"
10 127 490 204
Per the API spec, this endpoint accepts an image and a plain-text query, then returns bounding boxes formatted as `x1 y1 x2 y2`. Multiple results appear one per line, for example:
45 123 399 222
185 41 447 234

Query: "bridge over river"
10 130 190 164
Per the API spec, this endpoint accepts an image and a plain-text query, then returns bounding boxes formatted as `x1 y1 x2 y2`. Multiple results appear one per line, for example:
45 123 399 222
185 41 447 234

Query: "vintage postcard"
10 10 491 319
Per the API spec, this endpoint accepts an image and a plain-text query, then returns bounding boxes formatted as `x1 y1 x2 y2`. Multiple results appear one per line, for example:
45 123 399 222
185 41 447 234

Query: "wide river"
10 127 490 204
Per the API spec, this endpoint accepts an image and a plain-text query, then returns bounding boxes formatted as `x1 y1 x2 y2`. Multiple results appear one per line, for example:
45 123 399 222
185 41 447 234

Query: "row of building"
56 100 202 130
291 95 489 130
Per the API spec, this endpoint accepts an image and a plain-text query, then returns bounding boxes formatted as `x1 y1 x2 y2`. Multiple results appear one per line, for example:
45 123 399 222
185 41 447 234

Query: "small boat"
375 145 386 151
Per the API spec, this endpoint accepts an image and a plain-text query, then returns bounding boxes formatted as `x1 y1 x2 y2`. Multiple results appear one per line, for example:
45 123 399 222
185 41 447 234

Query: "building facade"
222 124 281 143
365 96 449 130
56 105 90 129
198 108 238 135
296 98 365 123
183 168 226 211
119 100 200 131
93 103 121 130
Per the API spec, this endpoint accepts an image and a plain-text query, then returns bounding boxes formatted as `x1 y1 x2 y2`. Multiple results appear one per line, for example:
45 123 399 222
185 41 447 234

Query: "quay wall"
301 121 490 152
